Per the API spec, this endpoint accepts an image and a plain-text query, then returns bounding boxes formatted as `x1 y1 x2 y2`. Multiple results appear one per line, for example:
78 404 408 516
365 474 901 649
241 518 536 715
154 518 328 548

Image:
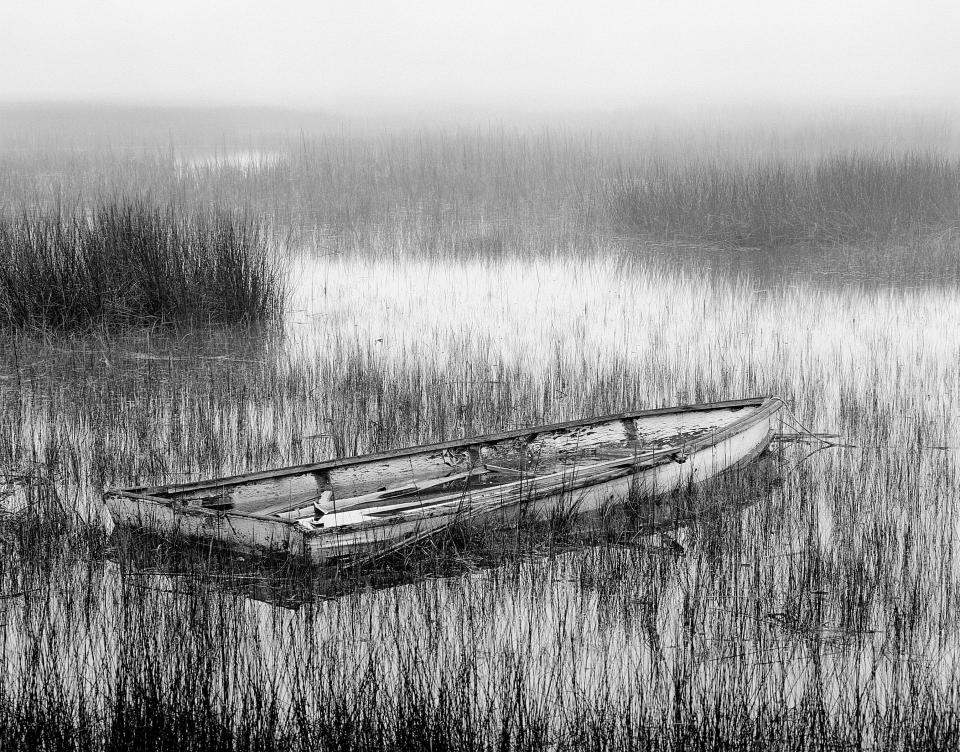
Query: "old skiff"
103 396 784 563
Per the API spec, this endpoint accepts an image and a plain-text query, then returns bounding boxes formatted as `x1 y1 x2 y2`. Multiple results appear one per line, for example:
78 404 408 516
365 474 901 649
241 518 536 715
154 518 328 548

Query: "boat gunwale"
102 397 784 532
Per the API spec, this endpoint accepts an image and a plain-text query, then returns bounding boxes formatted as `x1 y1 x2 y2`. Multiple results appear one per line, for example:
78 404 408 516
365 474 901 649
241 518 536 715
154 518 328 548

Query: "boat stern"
103 490 308 558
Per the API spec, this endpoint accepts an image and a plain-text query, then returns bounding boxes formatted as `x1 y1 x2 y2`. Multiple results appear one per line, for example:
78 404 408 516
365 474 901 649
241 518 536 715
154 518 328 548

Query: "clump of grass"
0 201 285 330
608 152 960 249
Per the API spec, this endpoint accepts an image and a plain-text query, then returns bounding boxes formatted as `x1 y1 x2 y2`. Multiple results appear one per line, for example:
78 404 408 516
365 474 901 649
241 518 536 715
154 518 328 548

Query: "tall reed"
607 152 960 248
0 201 285 330
2 111 960 750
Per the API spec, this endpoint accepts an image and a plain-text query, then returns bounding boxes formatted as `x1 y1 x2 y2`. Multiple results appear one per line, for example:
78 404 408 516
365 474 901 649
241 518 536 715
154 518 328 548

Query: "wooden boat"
103 396 784 563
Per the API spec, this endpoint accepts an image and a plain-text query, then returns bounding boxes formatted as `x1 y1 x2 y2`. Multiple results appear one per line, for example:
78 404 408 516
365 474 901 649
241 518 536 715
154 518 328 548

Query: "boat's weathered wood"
482 463 524 475
301 414 779 562
560 447 644 462
177 444 646 515
212 410 730 516
524 421 631 456
325 468 486 509
255 491 322 517
312 448 681 531
175 472 325 513
160 408 745 512
324 448 474 500
102 397 785 563
270 467 496 520
104 492 307 556
126 397 765 498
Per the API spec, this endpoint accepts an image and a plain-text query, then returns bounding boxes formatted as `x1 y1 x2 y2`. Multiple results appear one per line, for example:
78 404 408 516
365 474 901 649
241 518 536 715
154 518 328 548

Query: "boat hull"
103 397 783 564
302 407 778 562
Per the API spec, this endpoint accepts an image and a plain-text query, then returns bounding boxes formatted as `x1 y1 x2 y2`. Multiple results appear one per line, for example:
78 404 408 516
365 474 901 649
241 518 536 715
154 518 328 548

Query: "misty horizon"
3 1 959 110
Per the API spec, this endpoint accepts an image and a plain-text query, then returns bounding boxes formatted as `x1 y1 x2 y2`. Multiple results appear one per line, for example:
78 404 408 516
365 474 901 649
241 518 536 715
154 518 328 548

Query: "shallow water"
2 252 959 732
174 149 285 172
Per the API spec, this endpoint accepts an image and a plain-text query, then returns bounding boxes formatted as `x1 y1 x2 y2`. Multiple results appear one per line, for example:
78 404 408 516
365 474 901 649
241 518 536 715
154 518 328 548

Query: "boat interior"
131 402 767 527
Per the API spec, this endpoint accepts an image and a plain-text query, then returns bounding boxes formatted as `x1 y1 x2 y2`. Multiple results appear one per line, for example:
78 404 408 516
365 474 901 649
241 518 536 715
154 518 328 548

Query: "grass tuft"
0 201 285 330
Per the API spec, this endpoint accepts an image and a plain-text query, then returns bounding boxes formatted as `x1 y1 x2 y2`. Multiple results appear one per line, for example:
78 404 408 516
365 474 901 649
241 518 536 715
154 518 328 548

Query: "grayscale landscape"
2 2 959 750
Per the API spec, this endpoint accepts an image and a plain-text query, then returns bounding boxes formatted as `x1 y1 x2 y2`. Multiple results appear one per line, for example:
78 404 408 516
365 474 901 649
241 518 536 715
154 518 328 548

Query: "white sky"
1 1 958 108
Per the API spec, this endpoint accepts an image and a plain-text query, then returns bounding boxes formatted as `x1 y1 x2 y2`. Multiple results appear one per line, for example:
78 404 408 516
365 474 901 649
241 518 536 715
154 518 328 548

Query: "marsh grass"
4 116 959 284
2 114 960 749
2 252 958 750
608 153 960 248
0 201 285 330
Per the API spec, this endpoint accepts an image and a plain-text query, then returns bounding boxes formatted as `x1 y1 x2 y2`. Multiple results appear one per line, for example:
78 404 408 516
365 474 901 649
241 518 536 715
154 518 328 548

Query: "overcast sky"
2 1 958 109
